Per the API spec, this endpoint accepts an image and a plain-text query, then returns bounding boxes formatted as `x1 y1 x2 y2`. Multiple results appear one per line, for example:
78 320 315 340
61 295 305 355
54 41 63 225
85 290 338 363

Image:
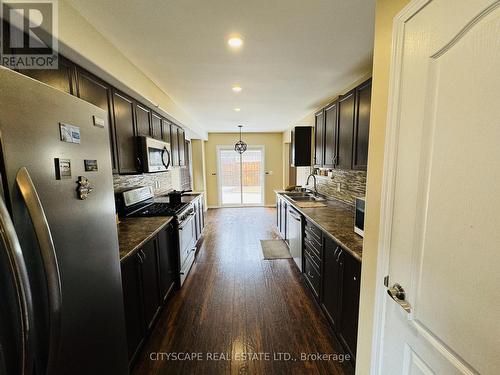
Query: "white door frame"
216 145 266 207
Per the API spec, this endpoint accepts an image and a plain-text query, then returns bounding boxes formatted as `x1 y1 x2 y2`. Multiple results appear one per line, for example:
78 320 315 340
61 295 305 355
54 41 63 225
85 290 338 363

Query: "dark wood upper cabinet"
291 126 312 167
20 56 76 95
161 119 171 144
339 252 361 359
76 68 118 172
151 112 162 140
16 51 191 175
170 124 180 166
112 91 140 174
178 128 186 166
135 103 151 137
337 90 356 170
323 102 338 168
314 110 325 167
312 78 371 171
352 79 372 171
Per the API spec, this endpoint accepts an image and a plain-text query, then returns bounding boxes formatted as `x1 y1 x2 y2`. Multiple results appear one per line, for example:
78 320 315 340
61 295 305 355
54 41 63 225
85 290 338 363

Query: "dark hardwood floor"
132 207 353 375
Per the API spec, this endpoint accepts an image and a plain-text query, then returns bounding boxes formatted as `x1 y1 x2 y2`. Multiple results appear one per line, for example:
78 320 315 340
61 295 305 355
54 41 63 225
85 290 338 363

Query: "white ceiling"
67 0 375 133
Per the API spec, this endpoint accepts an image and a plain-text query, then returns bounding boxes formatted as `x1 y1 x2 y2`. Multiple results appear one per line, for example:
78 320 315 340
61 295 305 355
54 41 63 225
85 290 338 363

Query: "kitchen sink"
291 196 326 202
284 192 310 197
284 192 325 202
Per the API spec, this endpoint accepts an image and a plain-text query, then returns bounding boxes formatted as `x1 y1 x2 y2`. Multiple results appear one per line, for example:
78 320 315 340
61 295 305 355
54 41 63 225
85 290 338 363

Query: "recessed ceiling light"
232 85 242 93
228 36 243 48
234 108 241 112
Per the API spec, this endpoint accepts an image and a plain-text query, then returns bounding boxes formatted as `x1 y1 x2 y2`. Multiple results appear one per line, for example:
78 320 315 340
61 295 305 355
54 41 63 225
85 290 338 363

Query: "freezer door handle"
0 195 33 375
16 167 62 374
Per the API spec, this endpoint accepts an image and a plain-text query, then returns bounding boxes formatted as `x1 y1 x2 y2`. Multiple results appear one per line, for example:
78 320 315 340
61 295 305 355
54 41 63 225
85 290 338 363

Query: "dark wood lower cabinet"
121 253 146 362
121 205 205 368
121 238 162 364
321 237 343 328
140 240 161 331
301 220 362 366
339 250 361 359
304 254 321 299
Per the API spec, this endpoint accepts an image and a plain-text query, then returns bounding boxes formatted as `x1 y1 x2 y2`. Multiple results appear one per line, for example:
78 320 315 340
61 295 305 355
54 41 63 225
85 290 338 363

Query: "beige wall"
191 139 208 207
57 0 206 139
204 133 283 207
356 0 410 374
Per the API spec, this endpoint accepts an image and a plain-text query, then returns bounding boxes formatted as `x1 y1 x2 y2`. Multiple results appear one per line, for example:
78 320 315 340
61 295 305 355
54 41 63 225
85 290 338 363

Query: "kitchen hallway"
132 208 352 375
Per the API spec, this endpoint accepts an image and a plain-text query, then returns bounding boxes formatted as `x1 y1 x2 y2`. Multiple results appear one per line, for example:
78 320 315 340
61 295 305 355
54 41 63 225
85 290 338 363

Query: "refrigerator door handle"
0 195 33 375
16 167 62 374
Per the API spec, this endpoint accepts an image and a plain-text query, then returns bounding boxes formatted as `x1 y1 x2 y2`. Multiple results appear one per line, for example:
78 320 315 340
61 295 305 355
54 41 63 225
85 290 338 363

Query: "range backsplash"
113 171 174 196
297 167 366 206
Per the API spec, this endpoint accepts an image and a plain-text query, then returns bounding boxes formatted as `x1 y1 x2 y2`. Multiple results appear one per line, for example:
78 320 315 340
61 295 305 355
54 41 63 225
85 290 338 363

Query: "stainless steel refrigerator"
0 68 128 374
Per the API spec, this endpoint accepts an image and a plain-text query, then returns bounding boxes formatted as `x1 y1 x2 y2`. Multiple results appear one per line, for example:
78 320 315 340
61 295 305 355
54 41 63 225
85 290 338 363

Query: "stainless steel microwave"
138 136 171 172
354 197 365 237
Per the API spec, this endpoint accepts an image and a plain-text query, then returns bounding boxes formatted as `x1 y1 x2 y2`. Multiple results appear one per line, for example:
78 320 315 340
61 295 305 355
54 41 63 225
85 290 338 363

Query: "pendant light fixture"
234 125 247 154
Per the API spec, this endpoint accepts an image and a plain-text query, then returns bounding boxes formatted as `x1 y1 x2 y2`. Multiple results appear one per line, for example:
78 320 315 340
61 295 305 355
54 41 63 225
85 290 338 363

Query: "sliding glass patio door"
218 146 264 206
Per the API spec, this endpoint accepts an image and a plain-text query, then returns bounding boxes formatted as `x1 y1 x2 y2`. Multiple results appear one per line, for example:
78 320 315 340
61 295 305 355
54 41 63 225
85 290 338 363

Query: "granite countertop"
117 216 174 261
276 191 363 261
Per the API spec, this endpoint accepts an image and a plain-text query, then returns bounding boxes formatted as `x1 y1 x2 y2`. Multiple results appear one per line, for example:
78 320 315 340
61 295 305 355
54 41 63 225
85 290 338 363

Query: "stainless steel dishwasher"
287 206 303 271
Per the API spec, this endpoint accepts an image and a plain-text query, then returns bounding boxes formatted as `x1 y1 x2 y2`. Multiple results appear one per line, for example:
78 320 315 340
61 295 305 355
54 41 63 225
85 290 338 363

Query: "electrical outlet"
336 182 341 192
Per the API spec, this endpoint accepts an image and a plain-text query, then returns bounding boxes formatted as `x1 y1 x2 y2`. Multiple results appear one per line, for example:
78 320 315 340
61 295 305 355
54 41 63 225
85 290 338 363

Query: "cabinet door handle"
307 271 314 279
137 252 143 264
336 248 343 263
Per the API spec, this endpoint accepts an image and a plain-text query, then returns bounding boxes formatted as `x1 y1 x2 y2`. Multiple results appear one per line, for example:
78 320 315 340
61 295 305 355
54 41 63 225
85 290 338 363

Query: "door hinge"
383 275 389 287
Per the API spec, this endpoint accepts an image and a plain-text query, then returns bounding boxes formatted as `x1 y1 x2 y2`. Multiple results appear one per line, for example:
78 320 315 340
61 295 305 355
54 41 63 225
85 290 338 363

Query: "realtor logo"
0 0 58 69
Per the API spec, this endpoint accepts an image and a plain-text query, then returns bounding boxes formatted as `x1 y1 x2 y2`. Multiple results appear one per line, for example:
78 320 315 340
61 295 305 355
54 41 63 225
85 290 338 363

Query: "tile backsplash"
113 170 174 196
113 166 192 197
296 167 366 206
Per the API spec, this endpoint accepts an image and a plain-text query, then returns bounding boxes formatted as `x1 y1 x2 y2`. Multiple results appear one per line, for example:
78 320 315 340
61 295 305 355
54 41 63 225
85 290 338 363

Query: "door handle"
16 167 62 374
387 283 412 313
0 195 34 375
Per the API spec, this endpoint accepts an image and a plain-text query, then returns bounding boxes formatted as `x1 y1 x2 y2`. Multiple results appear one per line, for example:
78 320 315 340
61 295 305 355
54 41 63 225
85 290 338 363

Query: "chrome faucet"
306 174 318 195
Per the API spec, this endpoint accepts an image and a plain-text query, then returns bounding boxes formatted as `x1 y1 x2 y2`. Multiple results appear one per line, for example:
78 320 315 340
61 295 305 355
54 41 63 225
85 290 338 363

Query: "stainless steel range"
116 186 197 286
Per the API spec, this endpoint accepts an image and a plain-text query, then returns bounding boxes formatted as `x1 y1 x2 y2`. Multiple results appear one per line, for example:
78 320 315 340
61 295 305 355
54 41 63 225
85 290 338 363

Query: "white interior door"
217 146 264 206
376 1 500 374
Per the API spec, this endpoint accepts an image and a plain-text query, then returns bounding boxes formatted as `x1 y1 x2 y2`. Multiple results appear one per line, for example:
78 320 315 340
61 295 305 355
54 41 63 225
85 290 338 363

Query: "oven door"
139 136 171 173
